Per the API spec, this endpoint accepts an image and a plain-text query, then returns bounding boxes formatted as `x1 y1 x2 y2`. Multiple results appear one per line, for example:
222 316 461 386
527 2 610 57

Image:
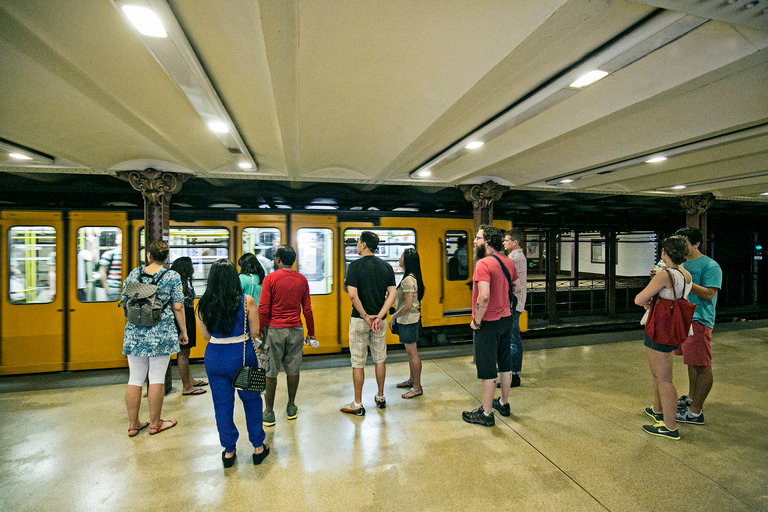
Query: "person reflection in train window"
76 249 93 302
255 249 274 275
46 252 56 300
170 257 208 396
196 259 268 467
9 267 26 303
634 236 692 440
391 248 425 399
341 231 396 415
122 240 187 437
98 232 122 301
238 253 266 306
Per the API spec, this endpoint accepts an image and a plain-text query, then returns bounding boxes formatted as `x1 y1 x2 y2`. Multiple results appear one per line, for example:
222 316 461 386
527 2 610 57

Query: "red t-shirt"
258 269 315 336
472 253 519 322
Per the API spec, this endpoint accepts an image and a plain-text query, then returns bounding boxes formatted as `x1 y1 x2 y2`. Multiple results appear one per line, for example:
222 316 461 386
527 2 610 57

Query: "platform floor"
1 323 767 511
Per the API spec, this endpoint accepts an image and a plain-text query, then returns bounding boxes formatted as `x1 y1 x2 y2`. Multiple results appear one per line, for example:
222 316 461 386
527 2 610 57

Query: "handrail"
439 237 445 303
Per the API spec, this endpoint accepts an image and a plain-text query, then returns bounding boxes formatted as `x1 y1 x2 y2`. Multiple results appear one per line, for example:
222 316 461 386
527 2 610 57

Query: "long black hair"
196 259 243 335
401 248 425 302
170 256 195 298
238 253 265 283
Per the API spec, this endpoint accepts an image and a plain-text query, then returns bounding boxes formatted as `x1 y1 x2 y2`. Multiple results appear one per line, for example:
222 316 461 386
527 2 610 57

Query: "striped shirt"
508 248 527 312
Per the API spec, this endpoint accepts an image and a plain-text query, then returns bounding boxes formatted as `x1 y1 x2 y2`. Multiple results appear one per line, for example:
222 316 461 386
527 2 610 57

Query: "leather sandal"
128 421 149 437
252 444 270 465
396 380 413 389
148 419 177 435
401 387 423 399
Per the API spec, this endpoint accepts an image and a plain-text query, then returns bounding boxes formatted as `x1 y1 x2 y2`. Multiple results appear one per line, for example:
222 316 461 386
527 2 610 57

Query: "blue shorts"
397 321 419 344
643 333 679 353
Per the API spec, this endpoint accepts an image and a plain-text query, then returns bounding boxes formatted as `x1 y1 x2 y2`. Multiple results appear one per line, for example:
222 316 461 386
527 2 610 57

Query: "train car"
0 209 511 375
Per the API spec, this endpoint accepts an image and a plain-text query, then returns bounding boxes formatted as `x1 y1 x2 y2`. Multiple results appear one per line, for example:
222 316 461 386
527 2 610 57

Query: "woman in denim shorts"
391 248 425 399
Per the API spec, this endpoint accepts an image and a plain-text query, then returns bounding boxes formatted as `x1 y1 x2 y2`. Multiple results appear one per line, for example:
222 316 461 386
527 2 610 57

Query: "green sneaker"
286 405 298 420
263 411 276 427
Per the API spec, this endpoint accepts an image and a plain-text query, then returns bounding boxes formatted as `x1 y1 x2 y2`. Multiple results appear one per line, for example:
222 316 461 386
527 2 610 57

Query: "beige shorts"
264 326 305 377
348 317 387 368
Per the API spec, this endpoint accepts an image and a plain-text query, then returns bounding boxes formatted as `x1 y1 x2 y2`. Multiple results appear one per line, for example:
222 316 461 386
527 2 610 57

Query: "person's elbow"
634 295 646 307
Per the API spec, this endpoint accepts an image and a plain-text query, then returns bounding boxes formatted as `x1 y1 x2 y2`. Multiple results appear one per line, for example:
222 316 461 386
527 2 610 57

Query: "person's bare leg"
499 371 511 405
286 374 300 408
375 362 386 397
646 348 677 429
125 385 143 429
405 344 422 389
147 383 166 427
353 367 365 403
689 366 712 414
482 379 496 414
177 347 195 393
264 377 278 414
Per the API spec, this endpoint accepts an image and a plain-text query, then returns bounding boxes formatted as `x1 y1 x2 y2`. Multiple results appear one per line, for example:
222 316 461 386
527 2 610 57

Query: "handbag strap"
490 254 515 306
242 295 248 366
663 268 681 306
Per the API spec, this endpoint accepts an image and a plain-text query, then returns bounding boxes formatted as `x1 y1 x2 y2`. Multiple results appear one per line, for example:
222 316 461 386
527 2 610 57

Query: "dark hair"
661 236 689 265
480 225 503 252
505 230 523 244
401 248 425 302
674 227 703 249
275 245 296 266
196 259 243 335
170 256 195 298
238 253 265 283
147 239 169 263
360 231 379 252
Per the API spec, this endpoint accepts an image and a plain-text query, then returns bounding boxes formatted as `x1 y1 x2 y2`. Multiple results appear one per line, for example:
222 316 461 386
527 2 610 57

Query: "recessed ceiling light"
208 121 228 133
121 5 167 38
569 70 609 88
645 156 667 163
465 141 484 149
208 203 241 208
560 179 574 183
417 169 432 177
9 153 33 160
238 162 252 169
672 185 686 190
761 192 768 196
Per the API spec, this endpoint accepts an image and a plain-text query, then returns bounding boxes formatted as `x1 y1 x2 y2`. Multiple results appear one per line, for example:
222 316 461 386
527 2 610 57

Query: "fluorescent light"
465 141 484 149
121 5 167 38
645 156 667 163
207 121 228 133
9 153 33 160
560 179 574 183
672 185 686 190
417 170 432 177
238 162 253 169
569 70 609 88
208 203 241 208
761 192 768 196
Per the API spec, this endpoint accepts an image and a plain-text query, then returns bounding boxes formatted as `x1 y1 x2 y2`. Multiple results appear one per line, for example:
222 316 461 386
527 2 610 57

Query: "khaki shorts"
349 317 387 368
264 326 305 377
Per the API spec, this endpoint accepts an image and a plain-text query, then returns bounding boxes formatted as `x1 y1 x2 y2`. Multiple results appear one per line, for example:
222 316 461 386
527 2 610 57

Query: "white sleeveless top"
659 268 692 301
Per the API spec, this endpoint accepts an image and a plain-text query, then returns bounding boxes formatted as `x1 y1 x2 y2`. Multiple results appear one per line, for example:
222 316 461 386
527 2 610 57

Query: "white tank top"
659 268 692 301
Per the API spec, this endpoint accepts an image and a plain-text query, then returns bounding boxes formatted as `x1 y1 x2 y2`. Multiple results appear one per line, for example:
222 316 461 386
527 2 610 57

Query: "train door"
291 214 340 354
67 212 130 370
0 211 64 375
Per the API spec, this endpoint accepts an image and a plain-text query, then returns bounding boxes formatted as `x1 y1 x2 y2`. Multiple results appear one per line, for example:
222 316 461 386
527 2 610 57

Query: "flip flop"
148 419 177 435
128 421 149 437
401 387 423 399
182 388 207 396
192 380 208 387
396 380 413 389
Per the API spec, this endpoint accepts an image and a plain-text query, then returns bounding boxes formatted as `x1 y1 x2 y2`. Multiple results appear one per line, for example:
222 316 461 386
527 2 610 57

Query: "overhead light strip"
0 138 55 165
113 0 257 172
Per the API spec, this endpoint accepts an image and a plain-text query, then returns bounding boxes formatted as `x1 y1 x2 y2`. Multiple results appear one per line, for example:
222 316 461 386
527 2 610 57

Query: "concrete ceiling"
1 0 767 205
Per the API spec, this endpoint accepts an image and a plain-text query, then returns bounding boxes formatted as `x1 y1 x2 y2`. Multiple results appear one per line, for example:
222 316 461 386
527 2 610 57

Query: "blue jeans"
510 309 523 374
204 342 265 453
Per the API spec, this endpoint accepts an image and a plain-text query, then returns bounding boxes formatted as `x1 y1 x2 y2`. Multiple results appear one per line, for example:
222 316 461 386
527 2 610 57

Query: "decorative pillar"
604 231 617 317
679 193 715 253
118 169 190 394
570 231 579 282
459 181 509 236
545 229 559 323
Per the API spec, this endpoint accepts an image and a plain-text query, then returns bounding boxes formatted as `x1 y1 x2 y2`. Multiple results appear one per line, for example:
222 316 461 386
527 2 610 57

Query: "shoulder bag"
490 254 519 313
233 297 269 392
644 269 697 346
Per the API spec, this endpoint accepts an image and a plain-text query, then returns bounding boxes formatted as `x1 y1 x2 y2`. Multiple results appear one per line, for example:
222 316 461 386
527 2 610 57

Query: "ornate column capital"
458 181 508 211
679 193 715 216
117 168 190 205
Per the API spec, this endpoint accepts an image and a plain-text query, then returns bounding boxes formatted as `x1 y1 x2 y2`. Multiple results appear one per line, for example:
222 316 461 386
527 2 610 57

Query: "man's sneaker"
375 395 386 409
462 406 495 427
642 421 680 440
645 407 664 422
286 405 298 420
495 374 522 388
340 402 365 416
263 411 276 427
677 395 693 410
492 398 511 417
676 407 704 425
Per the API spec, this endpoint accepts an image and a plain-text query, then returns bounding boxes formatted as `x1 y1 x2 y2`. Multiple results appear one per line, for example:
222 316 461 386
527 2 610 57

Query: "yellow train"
0 210 524 375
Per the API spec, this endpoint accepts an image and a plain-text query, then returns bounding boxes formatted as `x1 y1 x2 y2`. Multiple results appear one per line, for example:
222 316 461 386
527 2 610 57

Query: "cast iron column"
545 229 559 323
604 231 617 317
459 181 509 237
680 193 715 254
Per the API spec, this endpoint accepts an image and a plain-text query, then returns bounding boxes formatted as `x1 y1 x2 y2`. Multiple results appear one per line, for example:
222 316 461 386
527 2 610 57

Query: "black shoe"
462 406 495 427
645 407 664 422
252 444 270 465
496 375 522 388
222 450 236 468
642 421 680 440
375 395 387 409
492 398 511 417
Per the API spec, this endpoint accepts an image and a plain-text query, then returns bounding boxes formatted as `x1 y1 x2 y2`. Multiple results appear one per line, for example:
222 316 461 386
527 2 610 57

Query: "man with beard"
463 225 520 426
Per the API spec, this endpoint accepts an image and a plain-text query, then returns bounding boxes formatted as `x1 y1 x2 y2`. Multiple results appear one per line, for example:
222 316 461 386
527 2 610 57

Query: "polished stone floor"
1 323 767 511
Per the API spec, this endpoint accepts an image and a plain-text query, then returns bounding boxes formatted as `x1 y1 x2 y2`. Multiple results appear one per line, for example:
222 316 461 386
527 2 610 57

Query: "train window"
343 228 416 285
297 228 333 295
7 226 57 304
445 230 469 281
241 227 281 275
139 227 230 296
76 227 123 302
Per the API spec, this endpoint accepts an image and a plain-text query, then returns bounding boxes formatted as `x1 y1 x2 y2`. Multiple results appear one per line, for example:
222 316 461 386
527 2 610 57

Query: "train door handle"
57 309 64 312
69 309 75 312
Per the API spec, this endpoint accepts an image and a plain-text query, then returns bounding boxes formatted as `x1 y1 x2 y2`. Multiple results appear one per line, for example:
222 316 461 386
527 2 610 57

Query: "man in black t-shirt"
341 231 396 416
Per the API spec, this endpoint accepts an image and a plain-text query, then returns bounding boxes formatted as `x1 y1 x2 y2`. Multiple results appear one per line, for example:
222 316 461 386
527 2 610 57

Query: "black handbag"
233 297 267 392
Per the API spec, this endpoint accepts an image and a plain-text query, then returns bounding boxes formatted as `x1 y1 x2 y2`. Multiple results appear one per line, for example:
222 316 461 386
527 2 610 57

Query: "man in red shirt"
258 245 316 427
463 225 520 427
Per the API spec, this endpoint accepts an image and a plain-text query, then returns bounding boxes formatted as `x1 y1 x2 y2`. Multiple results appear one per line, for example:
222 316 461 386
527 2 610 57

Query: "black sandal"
253 444 270 465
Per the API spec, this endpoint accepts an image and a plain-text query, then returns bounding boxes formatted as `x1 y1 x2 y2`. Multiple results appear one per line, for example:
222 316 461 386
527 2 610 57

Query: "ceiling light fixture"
672 185 687 190
9 153 33 160
465 141 484 149
761 192 768 196
645 156 667 163
207 121 229 133
560 179 574 183
569 70 609 88
417 169 432 177
238 162 253 169
121 5 167 37
0 139 55 165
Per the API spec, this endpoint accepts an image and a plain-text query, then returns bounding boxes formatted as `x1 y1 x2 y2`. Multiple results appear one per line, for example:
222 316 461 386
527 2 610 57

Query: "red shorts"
674 320 712 367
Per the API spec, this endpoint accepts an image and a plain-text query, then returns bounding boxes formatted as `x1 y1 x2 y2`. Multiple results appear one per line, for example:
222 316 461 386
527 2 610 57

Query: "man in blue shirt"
674 228 722 425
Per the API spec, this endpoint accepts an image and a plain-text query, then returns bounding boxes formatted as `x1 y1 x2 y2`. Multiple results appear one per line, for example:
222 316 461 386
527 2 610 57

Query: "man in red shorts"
674 228 722 425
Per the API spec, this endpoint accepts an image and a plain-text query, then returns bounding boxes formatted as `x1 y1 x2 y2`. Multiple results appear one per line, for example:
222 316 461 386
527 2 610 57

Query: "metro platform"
1 322 767 511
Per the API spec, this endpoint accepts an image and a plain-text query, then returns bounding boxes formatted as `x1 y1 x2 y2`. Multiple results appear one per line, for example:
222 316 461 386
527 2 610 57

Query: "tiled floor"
1 323 767 511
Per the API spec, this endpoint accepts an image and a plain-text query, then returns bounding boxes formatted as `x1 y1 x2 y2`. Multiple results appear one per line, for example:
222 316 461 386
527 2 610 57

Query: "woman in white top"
391 248 425 399
634 236 692 440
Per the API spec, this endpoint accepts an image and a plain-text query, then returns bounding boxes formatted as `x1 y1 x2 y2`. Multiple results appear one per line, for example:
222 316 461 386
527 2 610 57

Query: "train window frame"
343 228 416 286
296 227 334 296
241 227 281 276
75 227 123 303
7 225 57 305
445 230 469 281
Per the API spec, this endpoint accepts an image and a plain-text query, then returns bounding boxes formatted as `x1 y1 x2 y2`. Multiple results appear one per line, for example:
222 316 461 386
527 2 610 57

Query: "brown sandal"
128 421 149 437
402 387 423 399
148 419 177 435
396 380 413 389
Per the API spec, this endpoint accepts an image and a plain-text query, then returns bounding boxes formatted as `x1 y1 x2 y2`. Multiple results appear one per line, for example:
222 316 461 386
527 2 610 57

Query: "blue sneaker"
643 421 680 440
645 407 663 422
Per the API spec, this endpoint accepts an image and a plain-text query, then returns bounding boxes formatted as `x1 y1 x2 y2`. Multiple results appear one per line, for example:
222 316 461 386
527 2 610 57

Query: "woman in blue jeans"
196 259 269 467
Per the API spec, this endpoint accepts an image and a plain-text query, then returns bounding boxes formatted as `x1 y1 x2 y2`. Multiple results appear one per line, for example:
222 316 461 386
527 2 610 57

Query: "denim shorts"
643 333 679 353
397 321 419 344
